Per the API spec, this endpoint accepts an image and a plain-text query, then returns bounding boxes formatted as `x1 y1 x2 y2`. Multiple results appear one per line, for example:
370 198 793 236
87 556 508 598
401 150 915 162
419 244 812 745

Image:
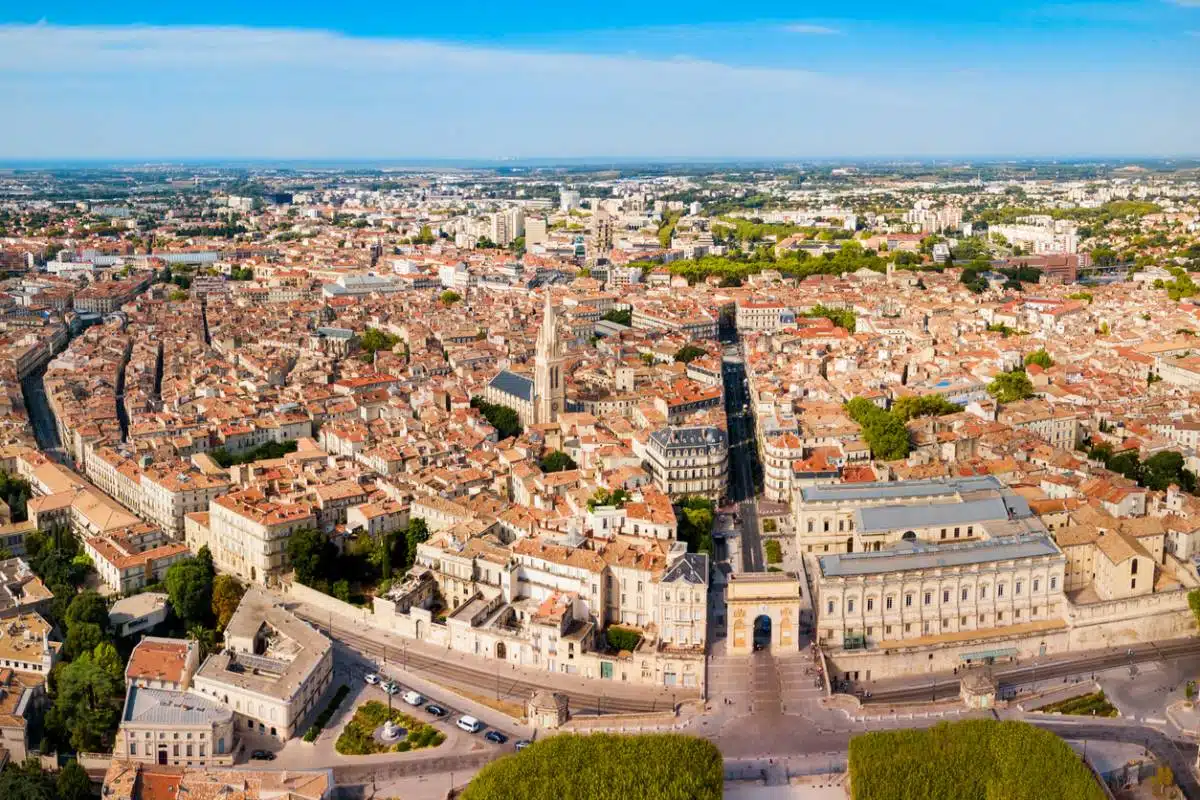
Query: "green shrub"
461 733 722 800
334 700 447 756
764 540 782 564
303 726 319 742
848 719 1105 800
605 626 641 652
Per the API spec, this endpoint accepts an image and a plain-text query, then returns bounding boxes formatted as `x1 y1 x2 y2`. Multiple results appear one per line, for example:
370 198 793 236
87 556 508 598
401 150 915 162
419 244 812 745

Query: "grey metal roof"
123 686 232 725
855 495 1033 534
799 475 1001 504
649 425 725 450
819 534 1060 577
487 370 534 402
662 553 709 585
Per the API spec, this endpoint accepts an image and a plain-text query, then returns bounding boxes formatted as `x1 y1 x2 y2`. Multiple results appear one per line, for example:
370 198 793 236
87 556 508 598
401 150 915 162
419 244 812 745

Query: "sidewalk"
288 596 689 708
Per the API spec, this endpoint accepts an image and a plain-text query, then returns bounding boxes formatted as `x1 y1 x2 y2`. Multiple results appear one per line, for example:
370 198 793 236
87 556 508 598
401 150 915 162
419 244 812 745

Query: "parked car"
485 730 508 745
382 681 400 695
364 673 381 685
515 739 532 751
402 690 425 707
250 750 276 761
456 715 483 733
425 704 448 717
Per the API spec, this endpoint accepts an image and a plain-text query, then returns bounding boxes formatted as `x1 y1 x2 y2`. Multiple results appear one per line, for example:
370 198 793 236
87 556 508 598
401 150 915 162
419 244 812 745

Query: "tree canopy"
471 396 523 440
849 719 1105 800
891 394 962 423
540 450 578 473
674 344 706 364
1024 349 1054 369
462 733 723 800
287 528 336 586
166 554 215 627
987 371 1035 404
845 397 910 461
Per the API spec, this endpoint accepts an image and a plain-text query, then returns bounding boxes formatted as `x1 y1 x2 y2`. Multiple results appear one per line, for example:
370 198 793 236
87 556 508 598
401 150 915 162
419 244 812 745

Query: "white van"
402 690 425 707
456 715 483 733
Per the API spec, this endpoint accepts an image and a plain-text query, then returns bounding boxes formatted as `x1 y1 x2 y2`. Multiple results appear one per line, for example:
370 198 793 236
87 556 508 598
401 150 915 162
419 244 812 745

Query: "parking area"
241 645 529 769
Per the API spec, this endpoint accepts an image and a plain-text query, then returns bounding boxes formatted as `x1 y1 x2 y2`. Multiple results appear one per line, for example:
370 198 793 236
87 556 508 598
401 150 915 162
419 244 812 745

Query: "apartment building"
997 400 1081 451
641 425 728 501
186 489 316 585
0 612 60 676
191 588 333 741
81 523 191 594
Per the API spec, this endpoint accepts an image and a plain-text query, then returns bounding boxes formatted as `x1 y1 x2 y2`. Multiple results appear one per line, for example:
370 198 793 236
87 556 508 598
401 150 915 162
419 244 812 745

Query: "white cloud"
1168 0 1200 7
0 24 1193 159
782 23 841 35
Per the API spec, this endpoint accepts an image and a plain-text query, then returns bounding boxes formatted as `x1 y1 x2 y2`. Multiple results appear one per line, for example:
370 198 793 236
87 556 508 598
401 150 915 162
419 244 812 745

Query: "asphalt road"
296 611 690 715
20 365 67 461
865 638 1200 704
722 341 764 572
1030 719 1200 798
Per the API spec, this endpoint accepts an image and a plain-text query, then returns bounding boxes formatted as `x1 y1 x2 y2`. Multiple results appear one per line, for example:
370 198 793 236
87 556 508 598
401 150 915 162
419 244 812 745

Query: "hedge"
335 700 446 755
1038 692 1118 718
461 733 722 800
303 684 349 742
849 719 1105 800
605 626 641 653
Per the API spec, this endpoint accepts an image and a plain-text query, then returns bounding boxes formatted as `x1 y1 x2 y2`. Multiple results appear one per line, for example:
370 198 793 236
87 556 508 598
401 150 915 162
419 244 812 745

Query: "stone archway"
726 573 802 656
753 615 772 651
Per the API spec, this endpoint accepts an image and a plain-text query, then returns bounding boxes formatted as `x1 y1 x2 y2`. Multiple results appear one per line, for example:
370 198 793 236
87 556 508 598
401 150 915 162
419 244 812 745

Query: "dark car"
484 730 508 745
425 704 448 717
250 750 276 761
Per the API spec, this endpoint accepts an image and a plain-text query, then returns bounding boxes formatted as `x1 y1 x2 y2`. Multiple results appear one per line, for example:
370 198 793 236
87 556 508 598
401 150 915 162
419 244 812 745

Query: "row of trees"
0 470 32 521
653 240 889 286
462 733 723 800
1087 444 1198 493
848 719 1105 800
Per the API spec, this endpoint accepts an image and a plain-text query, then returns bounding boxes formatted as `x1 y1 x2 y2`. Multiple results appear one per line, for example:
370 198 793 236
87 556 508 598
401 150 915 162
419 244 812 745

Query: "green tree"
1024 349 1054 369
165 556 215 626
188 625 217 659
211 574 245 631
674 344 706 364
891 395 961 422
440 290 462 305
53 652 123 751
404 518 430 571
65 590 108 632
605 626 642 652
540 450 578 473
332 579 351 602
287 528 334 586
470 396 522 440
1189 588 1200 628
65 622 104 660
56 761 91 800
844 397 911 461
601 308 632 326
987 371 1035 404
1141 451 1189 491
93 641 125 684
0 759 54 800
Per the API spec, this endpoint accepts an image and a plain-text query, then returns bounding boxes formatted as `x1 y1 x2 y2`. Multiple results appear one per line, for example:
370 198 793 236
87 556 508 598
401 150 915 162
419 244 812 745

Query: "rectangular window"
962 588 969 601
886 596 893 610
866 598 874 611
847 599 855 613
827 600 835 614
1016 581 1023 595
904 623 911 633
997 584 1004 598
979 586 987 599
924 592 931 606
905 594 912 608
885 625 892 635
130 743 137 756
943 590 950 603
1050 576 1058 590
1033 579 1040 592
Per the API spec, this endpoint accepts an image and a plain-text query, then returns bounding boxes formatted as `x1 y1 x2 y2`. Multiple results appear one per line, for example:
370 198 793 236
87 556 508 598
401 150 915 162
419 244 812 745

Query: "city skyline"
2 0 1199 158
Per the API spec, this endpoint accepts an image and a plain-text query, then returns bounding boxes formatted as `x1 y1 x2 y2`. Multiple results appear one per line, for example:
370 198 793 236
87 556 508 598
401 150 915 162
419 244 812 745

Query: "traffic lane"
339 646 525 750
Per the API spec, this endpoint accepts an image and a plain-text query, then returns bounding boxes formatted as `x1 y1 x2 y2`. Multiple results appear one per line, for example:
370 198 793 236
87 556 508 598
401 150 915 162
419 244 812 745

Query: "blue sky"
1 1 1198 159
